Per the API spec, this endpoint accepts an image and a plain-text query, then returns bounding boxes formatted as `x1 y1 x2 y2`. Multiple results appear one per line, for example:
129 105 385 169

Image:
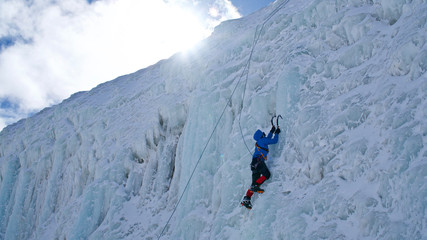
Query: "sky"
0 0 275 131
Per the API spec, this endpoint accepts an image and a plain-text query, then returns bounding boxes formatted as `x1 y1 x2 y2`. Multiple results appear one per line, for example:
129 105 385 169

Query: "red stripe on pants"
256 175 267 185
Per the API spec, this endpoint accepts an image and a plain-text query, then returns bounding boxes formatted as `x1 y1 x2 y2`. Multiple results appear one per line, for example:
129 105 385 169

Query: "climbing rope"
157 0 289 239
238 0 290 156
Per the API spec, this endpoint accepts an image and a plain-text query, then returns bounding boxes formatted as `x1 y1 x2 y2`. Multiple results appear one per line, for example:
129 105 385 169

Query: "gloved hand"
275 127 281 134
270 126 276 133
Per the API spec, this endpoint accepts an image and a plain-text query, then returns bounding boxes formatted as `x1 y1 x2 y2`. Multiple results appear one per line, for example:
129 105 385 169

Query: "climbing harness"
256 143 268 162
256 143 269 153
255 114 282 163
157 1 290 239
251 155 264 170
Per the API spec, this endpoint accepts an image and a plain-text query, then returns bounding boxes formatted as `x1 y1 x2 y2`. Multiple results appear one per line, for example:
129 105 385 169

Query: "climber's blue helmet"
253 129 265 141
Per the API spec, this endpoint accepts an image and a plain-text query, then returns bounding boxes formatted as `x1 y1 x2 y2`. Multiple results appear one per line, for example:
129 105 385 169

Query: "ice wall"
1 0 426 239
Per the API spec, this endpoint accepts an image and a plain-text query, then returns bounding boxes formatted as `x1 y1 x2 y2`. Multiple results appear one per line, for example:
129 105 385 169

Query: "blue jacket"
253 129 279 159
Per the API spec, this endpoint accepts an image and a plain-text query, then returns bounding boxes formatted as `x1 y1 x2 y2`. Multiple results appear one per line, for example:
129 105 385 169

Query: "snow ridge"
1 0 426 239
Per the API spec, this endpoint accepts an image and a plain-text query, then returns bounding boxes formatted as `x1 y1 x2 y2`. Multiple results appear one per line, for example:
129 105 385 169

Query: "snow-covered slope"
1 0 426 239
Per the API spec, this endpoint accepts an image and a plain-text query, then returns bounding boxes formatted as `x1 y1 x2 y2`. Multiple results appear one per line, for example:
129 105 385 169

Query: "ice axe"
271 115 283 129
271 115 276 127
276 115 283 128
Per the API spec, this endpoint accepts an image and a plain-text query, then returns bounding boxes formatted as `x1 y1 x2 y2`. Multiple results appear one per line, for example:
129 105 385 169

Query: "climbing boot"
241 196 252 209
250 184 264 193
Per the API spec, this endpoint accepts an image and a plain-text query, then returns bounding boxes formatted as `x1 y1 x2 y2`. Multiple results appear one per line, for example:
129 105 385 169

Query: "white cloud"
0 0 241 130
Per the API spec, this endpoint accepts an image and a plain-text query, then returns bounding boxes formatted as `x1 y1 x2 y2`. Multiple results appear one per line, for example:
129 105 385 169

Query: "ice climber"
241 124 280 209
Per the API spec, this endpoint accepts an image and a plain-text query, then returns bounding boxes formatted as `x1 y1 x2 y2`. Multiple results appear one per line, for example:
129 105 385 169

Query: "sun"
162 6 209 53
87 0 211 77
116 1 210 56
209 7 220 18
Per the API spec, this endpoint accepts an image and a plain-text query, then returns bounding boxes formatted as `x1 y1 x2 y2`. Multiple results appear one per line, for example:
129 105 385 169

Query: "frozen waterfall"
1 0 426 239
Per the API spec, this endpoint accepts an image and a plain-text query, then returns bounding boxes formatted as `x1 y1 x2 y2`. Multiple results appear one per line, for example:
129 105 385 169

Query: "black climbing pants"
250 156 271 186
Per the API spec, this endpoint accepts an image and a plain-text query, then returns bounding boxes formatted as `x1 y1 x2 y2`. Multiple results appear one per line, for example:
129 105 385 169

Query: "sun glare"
161 5 208 52
80 0 212 84
0 0 233 126
209 7 219 18
104 0 210 59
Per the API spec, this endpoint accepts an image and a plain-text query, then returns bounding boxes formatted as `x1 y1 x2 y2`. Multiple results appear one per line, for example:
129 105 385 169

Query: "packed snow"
1 0 426 239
